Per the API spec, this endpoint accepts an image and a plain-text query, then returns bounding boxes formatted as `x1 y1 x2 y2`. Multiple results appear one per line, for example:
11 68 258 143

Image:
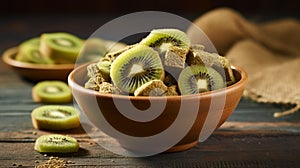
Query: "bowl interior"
70 62 245 99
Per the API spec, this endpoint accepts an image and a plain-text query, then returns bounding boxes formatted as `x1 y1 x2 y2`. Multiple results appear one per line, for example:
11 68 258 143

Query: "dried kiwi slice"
31 105 80 130
140 28 190 53
16 37 40 62
19 37 40 48
34 134 79 153
15 37 53 64
178 65 225 95
40 32 83 63
32 81 72 103
18 45 54 64
187 45 236 86
110 45 164 93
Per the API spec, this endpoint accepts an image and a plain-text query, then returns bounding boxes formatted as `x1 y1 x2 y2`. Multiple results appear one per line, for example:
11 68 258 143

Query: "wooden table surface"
1 13 300 168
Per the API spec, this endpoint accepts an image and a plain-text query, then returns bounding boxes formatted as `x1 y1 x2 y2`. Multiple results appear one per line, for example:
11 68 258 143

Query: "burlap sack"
188 8 300 117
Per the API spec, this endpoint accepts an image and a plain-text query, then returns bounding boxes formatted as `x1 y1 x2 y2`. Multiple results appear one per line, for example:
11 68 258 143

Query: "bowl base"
166 140 198 153
117 140 198 155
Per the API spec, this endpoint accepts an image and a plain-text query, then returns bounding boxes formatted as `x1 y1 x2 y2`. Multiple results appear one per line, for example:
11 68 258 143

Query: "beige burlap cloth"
188 8 300 117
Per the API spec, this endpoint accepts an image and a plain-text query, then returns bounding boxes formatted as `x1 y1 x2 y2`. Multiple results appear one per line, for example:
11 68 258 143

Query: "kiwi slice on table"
31 105 80 130
32 81 72 103
178 65 225 95
40 32 83 64
34 134 79 153
110 45 164 93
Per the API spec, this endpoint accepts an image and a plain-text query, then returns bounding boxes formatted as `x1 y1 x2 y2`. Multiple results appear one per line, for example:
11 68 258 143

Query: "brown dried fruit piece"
134 80 168 96
186 44 236 86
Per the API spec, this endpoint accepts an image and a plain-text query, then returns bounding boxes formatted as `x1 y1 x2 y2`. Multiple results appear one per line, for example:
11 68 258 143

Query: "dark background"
1 0 299 15
1 0 299 53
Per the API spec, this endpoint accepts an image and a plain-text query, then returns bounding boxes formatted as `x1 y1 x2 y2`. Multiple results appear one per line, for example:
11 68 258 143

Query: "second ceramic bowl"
2 47 75 81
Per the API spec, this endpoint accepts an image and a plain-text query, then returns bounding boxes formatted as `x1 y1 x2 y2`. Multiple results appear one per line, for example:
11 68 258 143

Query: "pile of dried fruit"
85 28 236 96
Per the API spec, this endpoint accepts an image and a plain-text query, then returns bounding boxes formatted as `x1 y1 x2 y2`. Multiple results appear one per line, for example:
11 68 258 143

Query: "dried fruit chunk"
186 46 236 86
165 85 179 96
164 45 187 69
98 82 122 94
134 80 168 96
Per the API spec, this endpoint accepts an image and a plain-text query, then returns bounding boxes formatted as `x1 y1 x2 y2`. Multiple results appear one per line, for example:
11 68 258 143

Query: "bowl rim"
2 47 75 70
68 62 248 100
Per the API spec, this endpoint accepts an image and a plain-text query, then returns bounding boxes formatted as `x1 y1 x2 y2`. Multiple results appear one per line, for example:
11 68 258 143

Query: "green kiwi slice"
32 81 72 103
140 28 190 54
40 32 83 64
178 65 225 95
31 105 80 130
19 37 40 48
110 45 164 93
34 134 79 153
186 46 236 86
16 37 40 62
18 45 54 64
15 37 54 64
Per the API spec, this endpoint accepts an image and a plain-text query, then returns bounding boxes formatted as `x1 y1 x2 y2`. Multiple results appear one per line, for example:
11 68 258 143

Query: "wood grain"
0 130 299 167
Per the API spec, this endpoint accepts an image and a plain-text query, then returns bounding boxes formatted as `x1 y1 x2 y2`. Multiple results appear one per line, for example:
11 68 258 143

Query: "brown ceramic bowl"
2 47 74 81
68 63 247 154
